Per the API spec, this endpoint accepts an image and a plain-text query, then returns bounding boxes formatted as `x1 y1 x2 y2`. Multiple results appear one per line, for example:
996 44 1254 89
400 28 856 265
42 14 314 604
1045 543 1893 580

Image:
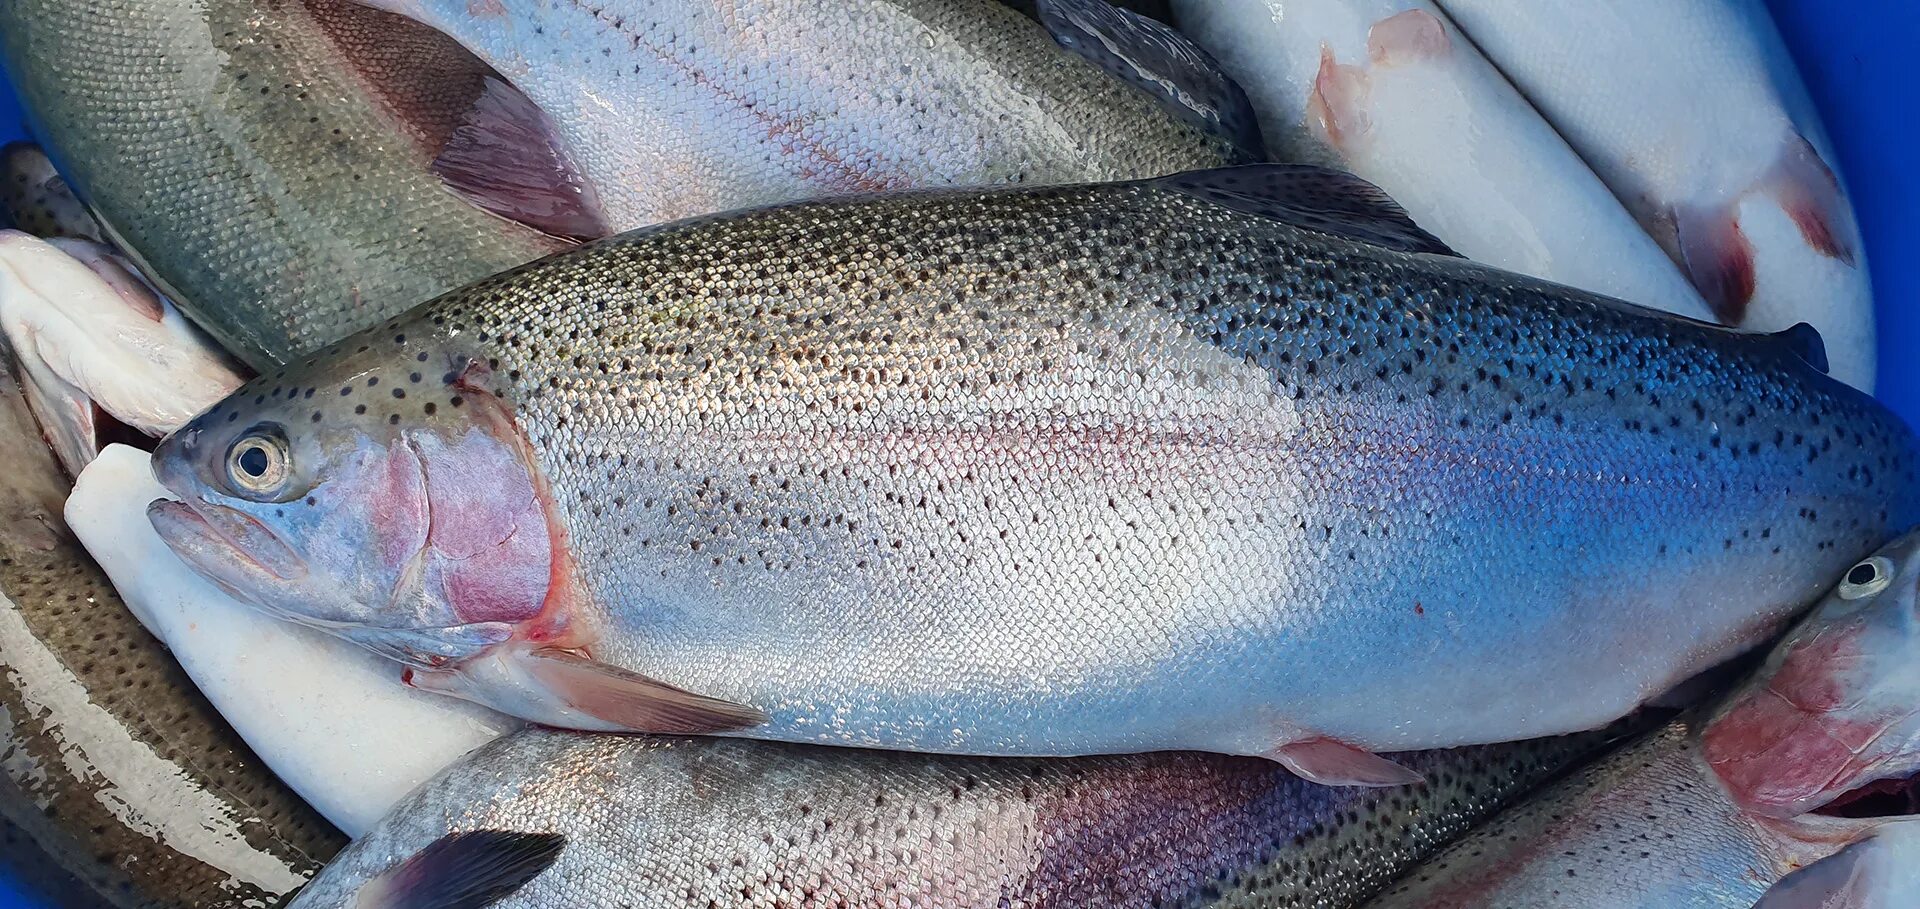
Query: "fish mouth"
147 497 308 598
1810 769 1920 820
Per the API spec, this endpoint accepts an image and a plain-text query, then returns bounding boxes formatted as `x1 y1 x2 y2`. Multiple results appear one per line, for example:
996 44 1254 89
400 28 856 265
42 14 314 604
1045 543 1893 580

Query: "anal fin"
433 76 610 242
1266 736 1424 787
354 830 564 909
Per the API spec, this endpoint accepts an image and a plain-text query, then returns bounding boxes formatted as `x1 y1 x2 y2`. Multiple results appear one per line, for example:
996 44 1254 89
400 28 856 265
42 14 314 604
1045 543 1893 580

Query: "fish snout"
148 496 307 588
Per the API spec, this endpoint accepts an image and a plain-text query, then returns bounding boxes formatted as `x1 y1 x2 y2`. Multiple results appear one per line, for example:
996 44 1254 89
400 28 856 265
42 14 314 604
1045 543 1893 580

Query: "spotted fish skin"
353 0 1253 233
151 173 1920 766
287 727 1623 909
0 0 565 369
0 367 343 907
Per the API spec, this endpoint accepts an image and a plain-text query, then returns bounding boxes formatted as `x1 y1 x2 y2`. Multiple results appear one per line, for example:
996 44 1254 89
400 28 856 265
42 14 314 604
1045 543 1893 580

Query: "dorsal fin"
1153 165 1458 256
354 830 565 909
1768 322 1829 374
1037 0 1266 163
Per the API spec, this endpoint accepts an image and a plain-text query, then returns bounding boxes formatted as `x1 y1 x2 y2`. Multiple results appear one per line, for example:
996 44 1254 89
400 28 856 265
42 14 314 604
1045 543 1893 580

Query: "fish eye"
1838 556 1894 600
225 427 290 497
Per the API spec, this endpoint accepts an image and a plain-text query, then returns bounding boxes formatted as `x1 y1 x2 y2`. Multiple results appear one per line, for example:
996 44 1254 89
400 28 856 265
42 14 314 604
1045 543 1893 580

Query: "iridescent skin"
0 367 342 908
1366 533 1920 908
151 177 1920 762
0 0 564 368
287 729 1620 909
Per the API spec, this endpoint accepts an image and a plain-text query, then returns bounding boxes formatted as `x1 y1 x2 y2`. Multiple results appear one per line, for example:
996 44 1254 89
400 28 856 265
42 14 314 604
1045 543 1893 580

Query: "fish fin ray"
356 830 565 909
522 647 767 734
1768 133 1856 265
433 76 609 242
1766 322 1829 375
1266 737 1424 787
1675 202 1757 324
1037 0 1266 162
1154 164 1456 256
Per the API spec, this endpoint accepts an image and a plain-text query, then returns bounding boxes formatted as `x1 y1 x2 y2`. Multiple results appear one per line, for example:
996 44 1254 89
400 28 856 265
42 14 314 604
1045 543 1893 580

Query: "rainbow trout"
286 729 1625 909
148 165 1920 784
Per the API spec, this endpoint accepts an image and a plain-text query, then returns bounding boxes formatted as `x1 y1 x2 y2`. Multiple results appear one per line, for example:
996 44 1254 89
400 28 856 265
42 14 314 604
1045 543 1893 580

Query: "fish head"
148 331 560 669
1703 529 1920 822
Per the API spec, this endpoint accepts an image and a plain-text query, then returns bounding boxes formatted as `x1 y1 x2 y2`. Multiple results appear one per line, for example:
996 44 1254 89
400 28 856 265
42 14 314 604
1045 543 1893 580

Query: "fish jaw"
146 498 310 607
1704 532 1920 820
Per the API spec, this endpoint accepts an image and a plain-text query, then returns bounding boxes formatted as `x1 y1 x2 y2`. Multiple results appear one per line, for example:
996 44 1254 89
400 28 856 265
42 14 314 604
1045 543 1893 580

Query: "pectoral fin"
406 643 766 734
1266 736 1424 787
433 76 609 242
1754 841 1870 909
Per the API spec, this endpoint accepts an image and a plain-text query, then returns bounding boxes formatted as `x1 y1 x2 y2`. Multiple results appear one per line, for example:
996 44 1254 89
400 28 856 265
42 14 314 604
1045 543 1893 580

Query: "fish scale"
285 726 1628 909
0 0 565 369
152 171 1920 774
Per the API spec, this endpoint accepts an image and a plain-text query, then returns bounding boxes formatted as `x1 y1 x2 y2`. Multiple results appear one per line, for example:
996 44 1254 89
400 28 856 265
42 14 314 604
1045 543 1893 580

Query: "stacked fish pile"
0 1 1913 907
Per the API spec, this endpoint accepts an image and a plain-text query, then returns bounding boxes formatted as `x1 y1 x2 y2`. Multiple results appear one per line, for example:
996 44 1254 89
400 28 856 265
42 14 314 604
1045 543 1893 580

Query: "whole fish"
0 143 106 243
1165 0 1711 320
148 166 1920 785
0 0 566 369
1364 532 1920 908
1432 0 1875 390
0 366 343 907
287 726 1629 909
67 444 517 837
0 231 244 477
348 0 1259 232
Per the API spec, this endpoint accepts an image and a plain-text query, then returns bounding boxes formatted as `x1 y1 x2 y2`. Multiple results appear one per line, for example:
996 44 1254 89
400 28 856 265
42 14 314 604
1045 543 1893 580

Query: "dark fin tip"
1154 164 1456 256
367 830 565 909
1038 0 1268 162
1772 322 1829 375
